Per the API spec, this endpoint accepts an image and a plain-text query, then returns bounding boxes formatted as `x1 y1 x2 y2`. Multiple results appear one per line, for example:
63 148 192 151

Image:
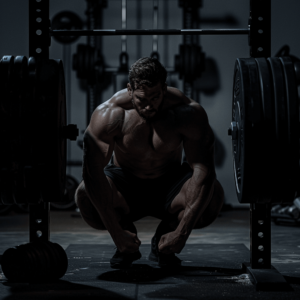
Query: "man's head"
127 57 167 120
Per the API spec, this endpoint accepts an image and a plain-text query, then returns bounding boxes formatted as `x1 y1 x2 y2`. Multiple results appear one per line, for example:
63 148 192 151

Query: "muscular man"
75 57 224 269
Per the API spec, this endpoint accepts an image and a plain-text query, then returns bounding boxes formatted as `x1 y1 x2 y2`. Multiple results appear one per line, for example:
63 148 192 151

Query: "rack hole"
258 232 264 238
36 17 42 23
36 0 41 2
36 219 42 224
36 9 41 12
36 230 42 238
36 30 42 35
258 220 264 225
36 48 42 53
258 258 264 264
258 29 263 34
258 17 263 21
258 245 264 251
258 47 263 52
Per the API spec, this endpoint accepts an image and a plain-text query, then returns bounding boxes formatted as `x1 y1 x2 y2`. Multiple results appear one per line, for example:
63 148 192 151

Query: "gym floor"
0 208 300 299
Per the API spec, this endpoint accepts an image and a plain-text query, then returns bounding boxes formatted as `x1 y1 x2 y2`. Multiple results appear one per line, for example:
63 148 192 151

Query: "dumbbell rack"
0 0 289 290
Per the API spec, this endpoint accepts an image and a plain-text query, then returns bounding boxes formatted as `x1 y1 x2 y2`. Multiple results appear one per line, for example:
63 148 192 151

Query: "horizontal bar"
51 28 249 36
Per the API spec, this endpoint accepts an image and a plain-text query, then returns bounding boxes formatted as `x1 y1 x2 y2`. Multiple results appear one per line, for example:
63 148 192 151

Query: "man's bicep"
83 107 123 175
83 129 115 170
183 122 215 177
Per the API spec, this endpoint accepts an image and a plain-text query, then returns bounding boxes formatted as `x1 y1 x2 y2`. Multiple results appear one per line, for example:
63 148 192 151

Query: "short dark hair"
128 57 167 91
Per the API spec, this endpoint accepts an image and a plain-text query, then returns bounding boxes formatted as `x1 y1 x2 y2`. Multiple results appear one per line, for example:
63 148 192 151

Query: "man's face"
128 82 166 120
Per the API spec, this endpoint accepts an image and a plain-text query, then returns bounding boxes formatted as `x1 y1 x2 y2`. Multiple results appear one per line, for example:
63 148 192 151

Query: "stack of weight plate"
0 56 67 206
230 57 299 204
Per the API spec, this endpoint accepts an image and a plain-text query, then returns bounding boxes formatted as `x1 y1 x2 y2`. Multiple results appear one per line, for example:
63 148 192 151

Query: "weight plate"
39 59 66 203
279 56 299 202
23 57 40 204
0 56 15 205
231 58 263 203
51 11 83 45
267 57 294 203
50 175 78 210
255 58 275 201
12 56 29 204
51 242 68 279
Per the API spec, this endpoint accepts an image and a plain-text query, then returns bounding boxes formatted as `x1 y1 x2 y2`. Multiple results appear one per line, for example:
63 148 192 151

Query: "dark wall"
0 0 299 207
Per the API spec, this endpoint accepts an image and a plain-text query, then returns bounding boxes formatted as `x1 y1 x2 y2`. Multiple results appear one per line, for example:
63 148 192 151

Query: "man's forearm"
83 168 123 237
175 172 216 236
83 133 123 238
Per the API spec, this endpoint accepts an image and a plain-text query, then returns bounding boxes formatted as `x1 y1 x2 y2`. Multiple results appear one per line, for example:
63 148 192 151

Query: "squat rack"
27 0 288 291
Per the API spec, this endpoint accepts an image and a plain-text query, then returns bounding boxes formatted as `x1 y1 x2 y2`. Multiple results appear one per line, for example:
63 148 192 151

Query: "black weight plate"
32 242 53 279
267 57 293 203
52 11 83 45
50 175 78 210
184 45 191 82
1 247 21 280
12 56 29 204
42 241 62 279
39 59 66 203
255 58 275 201
0 56 15 205
279 56 299 202
21 57 40 204
51 242 68 278
232 58 263 203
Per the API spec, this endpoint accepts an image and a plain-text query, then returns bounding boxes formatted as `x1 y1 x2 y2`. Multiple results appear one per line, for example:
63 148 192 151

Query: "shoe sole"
148 251 182 268
110 252 142 269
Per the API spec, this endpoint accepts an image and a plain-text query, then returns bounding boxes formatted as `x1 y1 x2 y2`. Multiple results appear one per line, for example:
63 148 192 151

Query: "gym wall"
0 0 299 208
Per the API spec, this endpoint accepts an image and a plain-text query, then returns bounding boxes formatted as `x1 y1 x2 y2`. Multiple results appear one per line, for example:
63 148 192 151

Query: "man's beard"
131 97 164 121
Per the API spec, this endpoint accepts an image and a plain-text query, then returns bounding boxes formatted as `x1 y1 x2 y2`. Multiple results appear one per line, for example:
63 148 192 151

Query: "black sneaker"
110 248 142 269
148 221 182 268
110 219 142 269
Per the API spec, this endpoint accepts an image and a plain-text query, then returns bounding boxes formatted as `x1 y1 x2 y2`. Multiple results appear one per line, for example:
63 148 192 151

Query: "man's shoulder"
164 88 208 139
165 87 206 122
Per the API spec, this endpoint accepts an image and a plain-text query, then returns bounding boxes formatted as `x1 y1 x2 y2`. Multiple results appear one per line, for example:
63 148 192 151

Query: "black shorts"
104 162 193 222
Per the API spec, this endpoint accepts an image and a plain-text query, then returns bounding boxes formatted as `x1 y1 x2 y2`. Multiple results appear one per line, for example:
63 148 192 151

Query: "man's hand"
158 231 188 254
113 230 141 253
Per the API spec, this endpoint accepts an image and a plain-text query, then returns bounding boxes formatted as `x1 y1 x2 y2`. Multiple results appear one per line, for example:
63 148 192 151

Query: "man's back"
88 86 214 179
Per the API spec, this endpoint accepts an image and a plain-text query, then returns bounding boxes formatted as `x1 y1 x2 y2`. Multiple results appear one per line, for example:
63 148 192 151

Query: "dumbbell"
0 241 68 282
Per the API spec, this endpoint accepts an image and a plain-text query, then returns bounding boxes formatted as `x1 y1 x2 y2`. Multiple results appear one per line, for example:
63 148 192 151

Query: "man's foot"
110 249 142 269
110 219 141 269
148 221 182 268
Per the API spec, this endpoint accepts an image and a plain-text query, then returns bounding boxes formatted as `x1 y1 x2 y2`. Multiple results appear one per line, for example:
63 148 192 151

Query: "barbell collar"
51 28 249 37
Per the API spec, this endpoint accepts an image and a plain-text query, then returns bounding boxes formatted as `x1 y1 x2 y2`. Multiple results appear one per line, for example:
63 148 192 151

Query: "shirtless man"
75 57 224 269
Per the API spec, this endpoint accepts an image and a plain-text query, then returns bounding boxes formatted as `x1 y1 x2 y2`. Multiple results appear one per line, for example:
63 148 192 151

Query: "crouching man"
75 57 224 269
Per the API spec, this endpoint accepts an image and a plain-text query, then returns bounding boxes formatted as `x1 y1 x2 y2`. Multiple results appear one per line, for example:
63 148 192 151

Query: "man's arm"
82 104 140 252
176 105 216 236
159 104 217 253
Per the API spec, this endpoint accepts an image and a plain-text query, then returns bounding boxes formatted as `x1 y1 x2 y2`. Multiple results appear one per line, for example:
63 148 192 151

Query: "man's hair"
128 57 167 91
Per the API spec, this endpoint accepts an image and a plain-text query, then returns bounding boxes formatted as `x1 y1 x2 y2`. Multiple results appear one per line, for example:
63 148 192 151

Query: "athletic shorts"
104 161 193 222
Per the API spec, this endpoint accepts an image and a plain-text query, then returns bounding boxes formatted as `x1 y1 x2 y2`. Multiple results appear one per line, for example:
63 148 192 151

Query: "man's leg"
75 177 142 269
168 179 224 230
75 177 130 230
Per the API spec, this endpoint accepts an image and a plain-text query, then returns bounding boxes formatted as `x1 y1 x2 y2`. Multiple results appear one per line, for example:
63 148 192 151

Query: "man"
75 57 224 269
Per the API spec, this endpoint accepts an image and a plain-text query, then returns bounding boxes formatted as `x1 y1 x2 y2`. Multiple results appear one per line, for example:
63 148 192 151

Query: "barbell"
0 56 79 206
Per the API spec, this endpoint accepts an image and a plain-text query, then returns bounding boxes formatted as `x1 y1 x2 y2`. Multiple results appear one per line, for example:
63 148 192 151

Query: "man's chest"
116 114 182 155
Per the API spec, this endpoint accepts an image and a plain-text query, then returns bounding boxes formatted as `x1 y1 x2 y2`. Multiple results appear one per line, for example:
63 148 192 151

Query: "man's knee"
75 181 106 230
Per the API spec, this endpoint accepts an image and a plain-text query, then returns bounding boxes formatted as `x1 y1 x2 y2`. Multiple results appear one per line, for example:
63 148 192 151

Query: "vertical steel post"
250 203 271 269
29 0 50 243
249 0 271 269
249 0 271 58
